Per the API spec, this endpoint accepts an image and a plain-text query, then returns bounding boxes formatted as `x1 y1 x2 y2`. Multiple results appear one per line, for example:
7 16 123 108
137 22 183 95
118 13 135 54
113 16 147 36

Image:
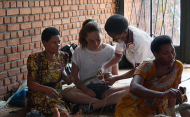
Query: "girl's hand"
97 70 103 80
100 72 115 85
45 87 59 99
97 67 104 76
84 88 96 98
103 72 112 79
98 72 112 80
160 88 181 99
102 76 116 86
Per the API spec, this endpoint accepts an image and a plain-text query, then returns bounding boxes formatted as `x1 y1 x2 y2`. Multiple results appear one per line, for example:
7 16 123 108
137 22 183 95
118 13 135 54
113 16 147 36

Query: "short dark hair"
41 27 60 42
151 35 173 53
105 14 128 35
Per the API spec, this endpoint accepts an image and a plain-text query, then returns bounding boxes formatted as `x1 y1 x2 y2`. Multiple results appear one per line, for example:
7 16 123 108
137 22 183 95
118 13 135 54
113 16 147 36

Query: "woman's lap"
26 91 70 115
115 105 148 117
86 83 111 99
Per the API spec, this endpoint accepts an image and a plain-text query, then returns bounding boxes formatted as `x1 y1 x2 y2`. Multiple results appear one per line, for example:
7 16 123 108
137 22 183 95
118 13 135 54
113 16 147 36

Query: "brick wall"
0 0 117 100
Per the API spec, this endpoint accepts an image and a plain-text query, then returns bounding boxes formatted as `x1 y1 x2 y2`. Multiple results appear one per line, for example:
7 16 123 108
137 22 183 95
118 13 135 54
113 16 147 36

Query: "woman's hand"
83 88 96 98
45 87 59 99
103 76 116 85
160 88 181 99
100 73 115 85
98 72 111 80
64 76 73 85
97 67 104 76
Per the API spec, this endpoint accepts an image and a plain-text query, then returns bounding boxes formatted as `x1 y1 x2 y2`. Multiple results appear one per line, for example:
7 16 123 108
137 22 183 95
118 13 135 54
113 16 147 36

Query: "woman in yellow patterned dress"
25 27 82 117
115 35 183 117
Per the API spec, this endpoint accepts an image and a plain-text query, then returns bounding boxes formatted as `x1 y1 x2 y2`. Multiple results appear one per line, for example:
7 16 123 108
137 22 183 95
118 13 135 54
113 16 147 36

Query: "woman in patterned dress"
115 35 183 117
25 27 82 117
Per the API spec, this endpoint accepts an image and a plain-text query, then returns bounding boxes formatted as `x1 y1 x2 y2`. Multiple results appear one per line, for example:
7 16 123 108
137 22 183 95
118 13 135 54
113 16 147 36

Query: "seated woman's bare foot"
67 110 82 117
53 108 60 117
53 108 82 117
75 110 82 117
53 108 70 117
60 110 70 117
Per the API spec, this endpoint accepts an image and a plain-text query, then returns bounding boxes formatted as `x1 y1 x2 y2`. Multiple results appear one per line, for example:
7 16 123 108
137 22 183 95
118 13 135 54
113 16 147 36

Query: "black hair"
151 35 173 53
105 14 128 35
79 19 102 49
41 27 60 42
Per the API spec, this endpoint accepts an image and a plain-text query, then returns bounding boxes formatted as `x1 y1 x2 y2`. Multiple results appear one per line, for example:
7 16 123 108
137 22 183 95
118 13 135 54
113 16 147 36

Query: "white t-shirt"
71 44 115 86
115 26 154 67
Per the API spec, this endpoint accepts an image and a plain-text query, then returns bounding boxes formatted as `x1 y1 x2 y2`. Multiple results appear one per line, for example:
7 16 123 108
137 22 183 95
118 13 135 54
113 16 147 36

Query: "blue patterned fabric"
10 88 28 107
26 110 45 117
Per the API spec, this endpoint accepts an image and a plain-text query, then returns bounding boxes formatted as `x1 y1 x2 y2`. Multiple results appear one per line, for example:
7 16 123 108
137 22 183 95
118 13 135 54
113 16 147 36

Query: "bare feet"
68 110 82 117
75 110 82 117
53 108 82 117
53 108 69 117
53 108 60 117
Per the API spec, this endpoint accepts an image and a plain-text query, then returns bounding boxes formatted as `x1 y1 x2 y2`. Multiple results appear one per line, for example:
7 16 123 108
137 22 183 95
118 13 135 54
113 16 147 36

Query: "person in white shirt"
62 19 129 114
98 14 154 85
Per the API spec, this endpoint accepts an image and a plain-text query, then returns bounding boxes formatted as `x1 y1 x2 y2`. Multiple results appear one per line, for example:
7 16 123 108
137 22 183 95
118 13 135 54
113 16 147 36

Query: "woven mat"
0 105 114 117
1 68 189 117
0 104 27 117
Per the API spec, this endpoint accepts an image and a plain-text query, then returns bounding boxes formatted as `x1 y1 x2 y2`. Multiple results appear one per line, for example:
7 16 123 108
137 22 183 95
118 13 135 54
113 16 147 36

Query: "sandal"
176 86 188 105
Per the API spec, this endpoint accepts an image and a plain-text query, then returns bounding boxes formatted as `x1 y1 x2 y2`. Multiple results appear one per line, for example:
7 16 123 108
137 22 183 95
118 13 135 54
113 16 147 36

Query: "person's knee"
62 88 75 98
179 102 190 117
92 98 100 103
112 85 130 92
120 85 130 91
180 102 190 107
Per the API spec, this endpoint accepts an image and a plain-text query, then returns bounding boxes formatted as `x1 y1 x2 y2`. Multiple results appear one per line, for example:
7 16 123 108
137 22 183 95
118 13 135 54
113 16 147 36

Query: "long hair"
79 19 102 49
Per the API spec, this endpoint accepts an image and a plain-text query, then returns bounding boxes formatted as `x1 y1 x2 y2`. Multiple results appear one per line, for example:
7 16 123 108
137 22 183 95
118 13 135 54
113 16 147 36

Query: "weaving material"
0 80 27 110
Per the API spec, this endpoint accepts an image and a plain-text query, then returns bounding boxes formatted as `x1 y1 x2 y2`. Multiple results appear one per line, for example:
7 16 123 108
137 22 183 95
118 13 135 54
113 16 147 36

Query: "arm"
113 68 135 80
130 74 162 98
61 52 73 85
130 74 181 99
168 84 178 117
27 77 59 98
70 62 96 97
111 63 119 75
27 77 48 93
103 53 122 71
70 62 87 91
168 64 183 117
104 68 135 85
61 69 73 85
168 83 178 108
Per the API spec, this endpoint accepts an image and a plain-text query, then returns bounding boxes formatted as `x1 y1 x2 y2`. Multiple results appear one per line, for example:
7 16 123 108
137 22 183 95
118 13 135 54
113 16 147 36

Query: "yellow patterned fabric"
25 51 70 115
115 60 183 117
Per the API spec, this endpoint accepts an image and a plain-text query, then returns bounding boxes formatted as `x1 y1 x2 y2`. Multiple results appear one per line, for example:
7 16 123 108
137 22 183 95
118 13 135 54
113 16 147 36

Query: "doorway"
117 0 190 63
